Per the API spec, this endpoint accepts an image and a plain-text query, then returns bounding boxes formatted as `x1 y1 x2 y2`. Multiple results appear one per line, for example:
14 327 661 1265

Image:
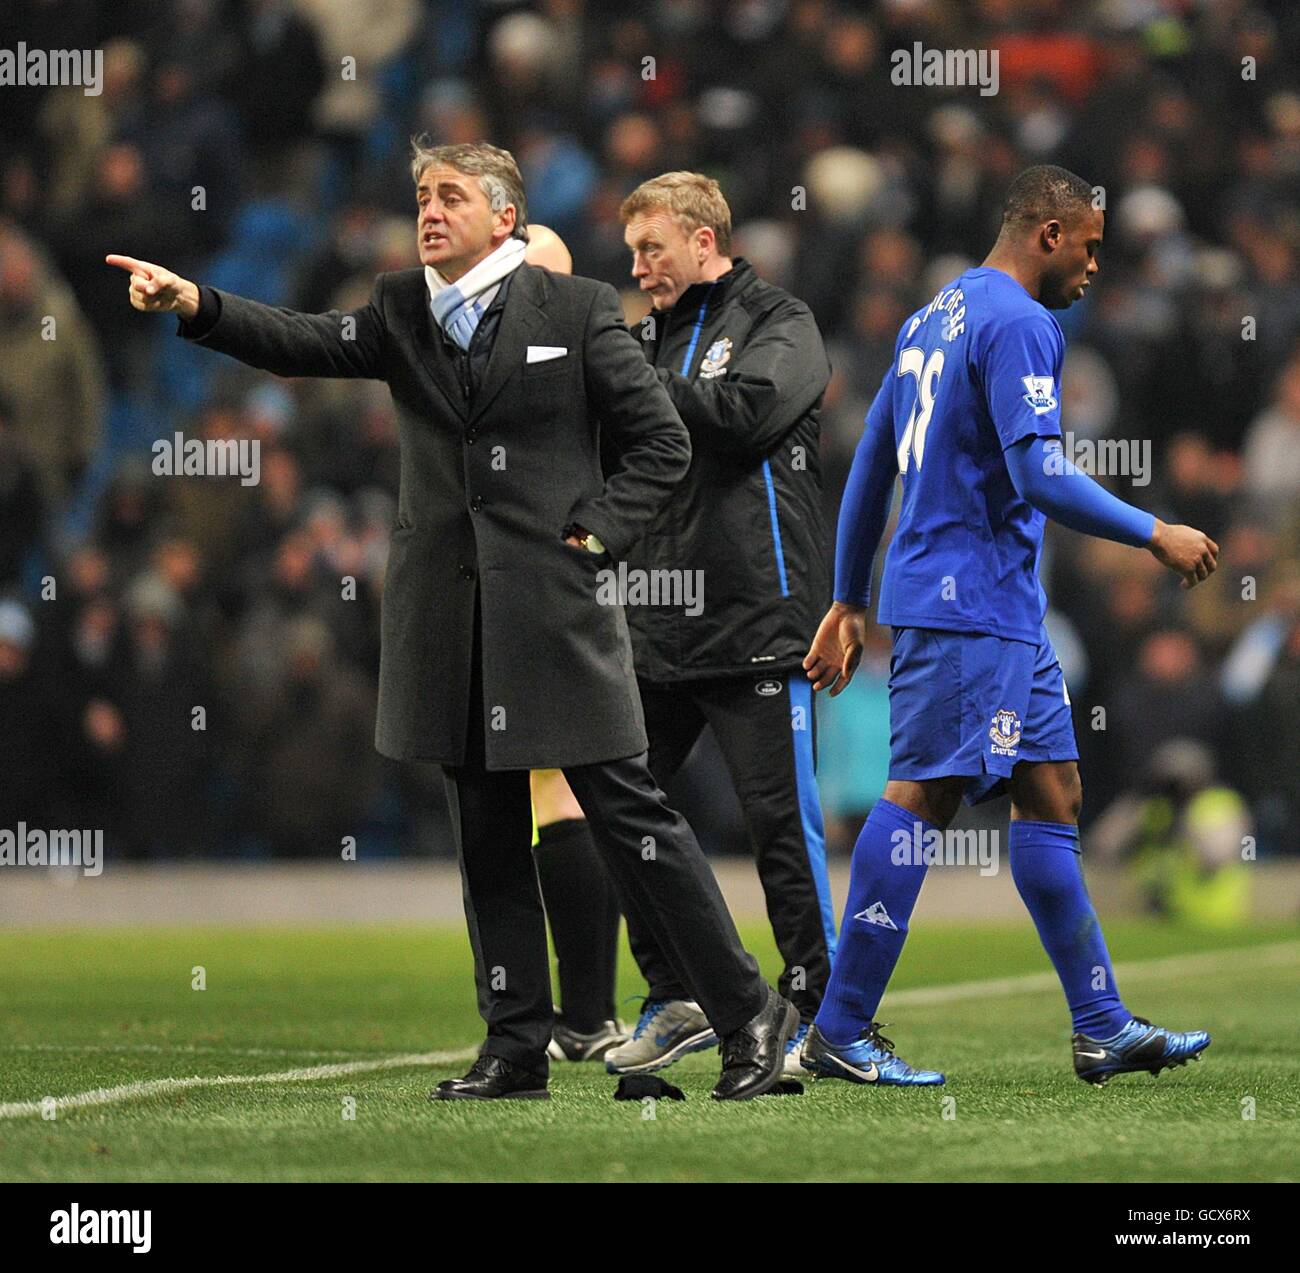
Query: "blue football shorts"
887 624 1079 805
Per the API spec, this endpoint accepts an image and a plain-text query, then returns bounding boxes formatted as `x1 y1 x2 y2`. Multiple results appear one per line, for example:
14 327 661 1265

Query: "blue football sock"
1008 820 1130 1038
815 798 933 1046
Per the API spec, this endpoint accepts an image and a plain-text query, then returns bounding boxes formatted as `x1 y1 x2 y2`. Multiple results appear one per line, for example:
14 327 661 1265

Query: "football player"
802 166 1218 1087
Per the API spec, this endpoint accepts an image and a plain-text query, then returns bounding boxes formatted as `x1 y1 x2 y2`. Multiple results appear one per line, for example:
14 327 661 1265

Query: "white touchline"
5 942 1296 1120
886 940 1299 1008
0 1047 477 1120
2 1042 364 1059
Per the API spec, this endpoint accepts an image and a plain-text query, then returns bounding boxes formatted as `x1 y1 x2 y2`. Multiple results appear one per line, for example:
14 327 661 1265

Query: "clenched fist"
1148 519 1220 589
105 254 201 321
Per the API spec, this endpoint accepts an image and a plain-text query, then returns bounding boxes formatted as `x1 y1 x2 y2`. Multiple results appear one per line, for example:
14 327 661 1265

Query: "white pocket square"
526 345 568 364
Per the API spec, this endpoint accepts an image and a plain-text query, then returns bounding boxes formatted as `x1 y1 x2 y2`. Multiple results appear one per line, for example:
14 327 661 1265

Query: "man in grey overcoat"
108 141 797 1101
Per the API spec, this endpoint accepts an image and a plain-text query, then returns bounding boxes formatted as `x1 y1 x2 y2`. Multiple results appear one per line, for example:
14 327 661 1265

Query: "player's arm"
105 253 386 379
1003 438 1217 587
984 311 1217 589
804 371 898 695
1005 436 1153 544
654 298 830 461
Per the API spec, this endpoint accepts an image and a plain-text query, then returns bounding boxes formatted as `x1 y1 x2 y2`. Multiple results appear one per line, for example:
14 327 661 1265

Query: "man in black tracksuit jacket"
599 173 836 1071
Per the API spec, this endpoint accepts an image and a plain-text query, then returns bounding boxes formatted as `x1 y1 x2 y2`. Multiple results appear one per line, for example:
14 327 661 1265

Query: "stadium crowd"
1 0 1297 862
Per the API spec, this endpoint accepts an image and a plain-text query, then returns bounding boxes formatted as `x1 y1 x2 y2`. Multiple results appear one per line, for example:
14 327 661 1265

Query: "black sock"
533 817 621 1033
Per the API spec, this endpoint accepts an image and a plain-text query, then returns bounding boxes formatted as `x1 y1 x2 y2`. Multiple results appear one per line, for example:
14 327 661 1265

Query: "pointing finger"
106 254 154 278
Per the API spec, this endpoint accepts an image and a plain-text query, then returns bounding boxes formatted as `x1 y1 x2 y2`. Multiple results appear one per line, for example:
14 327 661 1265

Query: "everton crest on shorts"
886 624 1079 805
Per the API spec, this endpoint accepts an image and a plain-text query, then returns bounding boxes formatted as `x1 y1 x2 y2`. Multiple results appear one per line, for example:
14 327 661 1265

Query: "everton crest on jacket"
622 257 832 682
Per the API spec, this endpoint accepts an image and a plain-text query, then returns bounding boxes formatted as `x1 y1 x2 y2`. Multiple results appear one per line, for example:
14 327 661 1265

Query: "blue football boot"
800 1021 945 1086
1073 1016 1211 1085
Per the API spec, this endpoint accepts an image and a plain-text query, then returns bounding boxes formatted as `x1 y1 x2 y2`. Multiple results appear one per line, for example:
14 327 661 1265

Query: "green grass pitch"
0 921 1296 1182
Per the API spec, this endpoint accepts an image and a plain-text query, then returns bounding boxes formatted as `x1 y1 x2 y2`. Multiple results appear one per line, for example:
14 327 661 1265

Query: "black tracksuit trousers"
618 673 837 1024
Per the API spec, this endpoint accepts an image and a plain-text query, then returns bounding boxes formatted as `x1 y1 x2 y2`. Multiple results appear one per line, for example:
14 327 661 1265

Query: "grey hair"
410 138 529 241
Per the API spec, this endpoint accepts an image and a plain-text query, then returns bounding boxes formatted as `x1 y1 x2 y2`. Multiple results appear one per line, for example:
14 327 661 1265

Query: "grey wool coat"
180 263 690 768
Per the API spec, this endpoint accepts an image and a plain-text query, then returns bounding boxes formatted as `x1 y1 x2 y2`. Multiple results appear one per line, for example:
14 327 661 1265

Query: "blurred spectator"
295 0 420 189
1090 741 1252 928
1157 432 1234 543
0 231 105 505
50 142 176 391
230 615 378 857
36 38 148 217
132 60 245 260
165 402 258 580
115 573 214 857
224 0 326 170
95 461 168 583
52 589 128 843
1110 631 1223 785
1241 350 1300 531
0 600 58 829
292 201 387 313
1229 570 1300 855
0 392 46 587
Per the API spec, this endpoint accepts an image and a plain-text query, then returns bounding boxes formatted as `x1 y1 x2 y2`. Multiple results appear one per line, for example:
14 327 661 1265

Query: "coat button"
465 430 477 444
458 565 473 581
470 495 483 512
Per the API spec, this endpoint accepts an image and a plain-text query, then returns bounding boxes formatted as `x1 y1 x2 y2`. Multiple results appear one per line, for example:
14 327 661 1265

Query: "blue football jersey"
868 267 1066 644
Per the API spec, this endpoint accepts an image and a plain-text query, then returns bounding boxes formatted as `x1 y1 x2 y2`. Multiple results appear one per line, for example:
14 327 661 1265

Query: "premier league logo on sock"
989 708 1022 756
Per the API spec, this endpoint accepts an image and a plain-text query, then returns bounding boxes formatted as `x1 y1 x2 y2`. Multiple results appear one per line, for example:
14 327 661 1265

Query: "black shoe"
711 987 799 1101
429 1055 549 1101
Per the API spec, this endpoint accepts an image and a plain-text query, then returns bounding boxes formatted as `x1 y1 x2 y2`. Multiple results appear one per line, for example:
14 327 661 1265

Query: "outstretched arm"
106 254 203 319
1005 435 1219 588
106 254 386 380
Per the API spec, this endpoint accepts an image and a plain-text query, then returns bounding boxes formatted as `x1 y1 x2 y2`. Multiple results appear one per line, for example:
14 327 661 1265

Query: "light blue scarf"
427 237 527 350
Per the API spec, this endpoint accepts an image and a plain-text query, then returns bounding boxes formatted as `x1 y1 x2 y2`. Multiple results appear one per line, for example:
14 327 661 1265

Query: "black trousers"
441 597 766 1076
618 674 837 1022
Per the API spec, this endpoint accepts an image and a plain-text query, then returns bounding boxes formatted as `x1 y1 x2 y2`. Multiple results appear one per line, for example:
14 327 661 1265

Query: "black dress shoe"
712 987 799 1101
429 1055 549 1101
